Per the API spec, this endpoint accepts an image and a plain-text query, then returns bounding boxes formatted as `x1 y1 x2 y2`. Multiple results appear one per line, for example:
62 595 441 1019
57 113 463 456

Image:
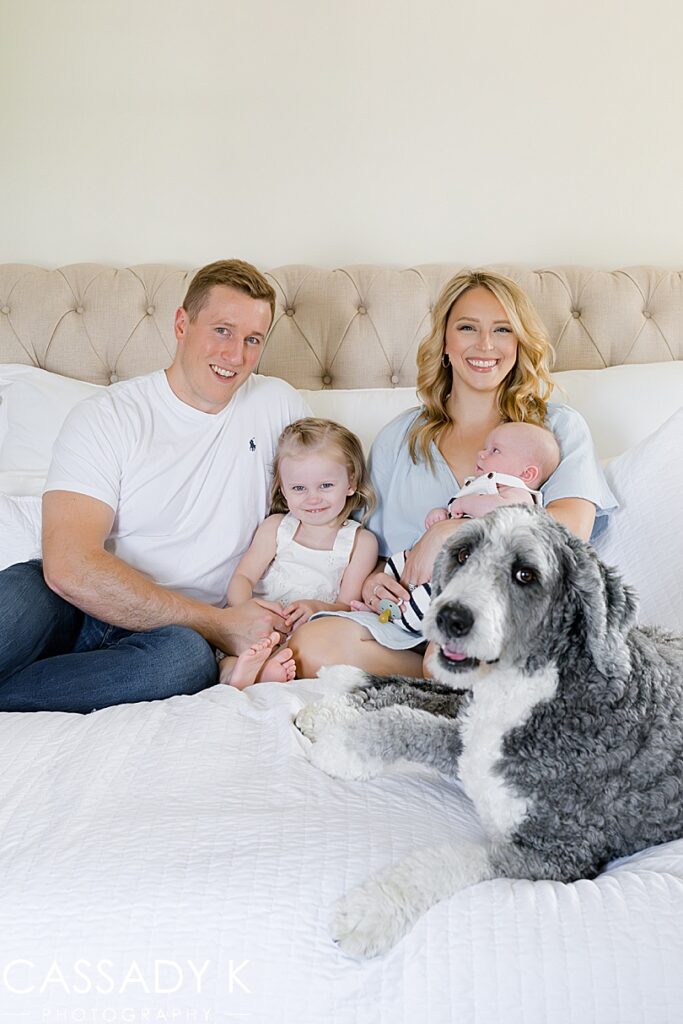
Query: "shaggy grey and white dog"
295 505 683 958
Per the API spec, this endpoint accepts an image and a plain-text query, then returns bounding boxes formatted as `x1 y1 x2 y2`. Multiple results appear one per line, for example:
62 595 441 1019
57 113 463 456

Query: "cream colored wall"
1 0 681 268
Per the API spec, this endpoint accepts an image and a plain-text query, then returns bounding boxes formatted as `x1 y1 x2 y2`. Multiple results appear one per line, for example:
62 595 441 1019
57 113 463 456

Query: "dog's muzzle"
436 602 474 637
433 601 479 673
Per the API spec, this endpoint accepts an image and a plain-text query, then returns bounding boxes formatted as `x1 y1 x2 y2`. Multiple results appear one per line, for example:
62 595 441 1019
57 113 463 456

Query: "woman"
288 269 616 678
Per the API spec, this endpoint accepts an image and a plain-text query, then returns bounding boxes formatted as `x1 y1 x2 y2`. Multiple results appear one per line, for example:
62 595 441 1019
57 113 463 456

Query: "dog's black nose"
436 603 474 637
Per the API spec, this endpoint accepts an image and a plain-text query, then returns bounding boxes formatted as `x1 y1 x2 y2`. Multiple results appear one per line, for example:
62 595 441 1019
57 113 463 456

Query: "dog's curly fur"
295 506 683 958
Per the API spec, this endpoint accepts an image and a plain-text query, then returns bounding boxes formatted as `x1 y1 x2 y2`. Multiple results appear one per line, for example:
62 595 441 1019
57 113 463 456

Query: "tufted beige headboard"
0 264 681 388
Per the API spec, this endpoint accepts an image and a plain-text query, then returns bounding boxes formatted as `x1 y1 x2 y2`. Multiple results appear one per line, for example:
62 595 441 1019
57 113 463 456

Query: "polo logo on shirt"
249 438 256 451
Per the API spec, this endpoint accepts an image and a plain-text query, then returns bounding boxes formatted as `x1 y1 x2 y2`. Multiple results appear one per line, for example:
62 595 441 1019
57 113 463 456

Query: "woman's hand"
360 569 410 613
401 519 465 586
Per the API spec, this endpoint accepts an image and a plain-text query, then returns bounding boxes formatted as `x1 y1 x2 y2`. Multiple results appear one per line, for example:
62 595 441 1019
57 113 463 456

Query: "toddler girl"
220 418 378 688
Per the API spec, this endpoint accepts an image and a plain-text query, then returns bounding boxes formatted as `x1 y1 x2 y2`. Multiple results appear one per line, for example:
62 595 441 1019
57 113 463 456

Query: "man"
0 260 309 712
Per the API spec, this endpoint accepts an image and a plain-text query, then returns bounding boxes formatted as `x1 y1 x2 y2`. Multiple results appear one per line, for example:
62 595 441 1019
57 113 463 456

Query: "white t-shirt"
45 371 310 606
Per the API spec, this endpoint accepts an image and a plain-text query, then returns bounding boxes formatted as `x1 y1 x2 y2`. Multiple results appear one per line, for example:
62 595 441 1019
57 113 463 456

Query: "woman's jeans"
0 561 219 713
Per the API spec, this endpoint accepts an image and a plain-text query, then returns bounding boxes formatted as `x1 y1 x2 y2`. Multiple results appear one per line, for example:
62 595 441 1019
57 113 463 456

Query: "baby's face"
475 426 530 476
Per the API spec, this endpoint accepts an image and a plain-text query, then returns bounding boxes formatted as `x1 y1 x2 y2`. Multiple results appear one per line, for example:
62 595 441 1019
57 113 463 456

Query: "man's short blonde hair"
183 259 276 323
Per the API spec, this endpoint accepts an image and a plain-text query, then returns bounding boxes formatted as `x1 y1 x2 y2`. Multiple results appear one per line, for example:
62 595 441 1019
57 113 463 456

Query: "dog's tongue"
441 644 469 662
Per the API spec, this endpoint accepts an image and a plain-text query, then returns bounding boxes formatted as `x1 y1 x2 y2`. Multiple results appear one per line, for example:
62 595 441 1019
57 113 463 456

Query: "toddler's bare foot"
227 632 281 690
256 647 296 683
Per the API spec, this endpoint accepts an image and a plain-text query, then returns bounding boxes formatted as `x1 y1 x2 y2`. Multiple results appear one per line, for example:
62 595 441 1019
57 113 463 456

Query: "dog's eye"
514 567 537 585
456 547 470 565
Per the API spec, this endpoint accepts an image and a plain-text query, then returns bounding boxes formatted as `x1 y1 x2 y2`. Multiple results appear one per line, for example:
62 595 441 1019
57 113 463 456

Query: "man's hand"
214 599 288 654
42 490 288 657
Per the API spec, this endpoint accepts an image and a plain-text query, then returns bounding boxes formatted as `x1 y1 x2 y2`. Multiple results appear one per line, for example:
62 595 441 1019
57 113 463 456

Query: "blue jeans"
0 561 219 713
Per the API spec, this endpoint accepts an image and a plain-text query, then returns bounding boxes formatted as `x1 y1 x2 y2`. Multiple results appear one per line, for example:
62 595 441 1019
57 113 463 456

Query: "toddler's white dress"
252 513 360 606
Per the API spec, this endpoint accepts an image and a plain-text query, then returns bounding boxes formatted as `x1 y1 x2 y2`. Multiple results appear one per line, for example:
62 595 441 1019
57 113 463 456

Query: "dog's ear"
561 535 635 684
432 520 486 599
431 548 446 598
599 559 638 634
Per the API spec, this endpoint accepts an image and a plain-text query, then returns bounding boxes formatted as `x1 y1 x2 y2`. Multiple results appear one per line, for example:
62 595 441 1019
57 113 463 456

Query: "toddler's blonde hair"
270 418 376 523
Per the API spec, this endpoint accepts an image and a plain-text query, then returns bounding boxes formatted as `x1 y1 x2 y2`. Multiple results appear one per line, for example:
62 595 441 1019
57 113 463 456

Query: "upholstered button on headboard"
0 263 681 387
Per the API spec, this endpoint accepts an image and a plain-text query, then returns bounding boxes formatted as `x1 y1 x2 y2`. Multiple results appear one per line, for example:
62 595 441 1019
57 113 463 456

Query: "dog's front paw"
296 690 384 781
295 696 382 781
332 877 414 959
294 692 362 740
294 702 332 740
307 727 382 781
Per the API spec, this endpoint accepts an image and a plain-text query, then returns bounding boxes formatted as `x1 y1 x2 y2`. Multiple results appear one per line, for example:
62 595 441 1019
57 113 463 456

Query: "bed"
0 262 682 1024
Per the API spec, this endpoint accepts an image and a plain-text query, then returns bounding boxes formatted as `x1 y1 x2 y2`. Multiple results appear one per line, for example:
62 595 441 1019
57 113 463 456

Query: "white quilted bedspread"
1 680 682 1024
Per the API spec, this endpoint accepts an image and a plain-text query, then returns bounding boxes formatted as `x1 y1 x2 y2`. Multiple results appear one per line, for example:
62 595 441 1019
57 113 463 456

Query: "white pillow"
593 408 683 633
300 387 418 455
0 364 102 482
0 470 49 497
0 494 42 570
552 362 683 461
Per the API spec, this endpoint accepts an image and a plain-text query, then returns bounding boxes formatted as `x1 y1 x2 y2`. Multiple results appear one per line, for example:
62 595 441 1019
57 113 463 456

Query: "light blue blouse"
365 404 617 556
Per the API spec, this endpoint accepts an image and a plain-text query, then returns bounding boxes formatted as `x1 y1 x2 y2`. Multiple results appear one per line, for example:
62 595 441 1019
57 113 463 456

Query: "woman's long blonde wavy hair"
407 269 555 467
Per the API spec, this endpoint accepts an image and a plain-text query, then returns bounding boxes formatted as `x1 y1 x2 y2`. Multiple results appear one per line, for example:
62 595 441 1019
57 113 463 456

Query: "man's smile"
210 363 238 379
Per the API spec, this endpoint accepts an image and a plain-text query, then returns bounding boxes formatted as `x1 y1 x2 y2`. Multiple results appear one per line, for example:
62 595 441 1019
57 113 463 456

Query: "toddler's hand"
282 599 318 631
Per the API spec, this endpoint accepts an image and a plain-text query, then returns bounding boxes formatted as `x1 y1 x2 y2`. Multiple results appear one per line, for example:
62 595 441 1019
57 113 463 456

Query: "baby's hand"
446 499 467 518
424 507 450 529
349 600 374 613
449 494 511 518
